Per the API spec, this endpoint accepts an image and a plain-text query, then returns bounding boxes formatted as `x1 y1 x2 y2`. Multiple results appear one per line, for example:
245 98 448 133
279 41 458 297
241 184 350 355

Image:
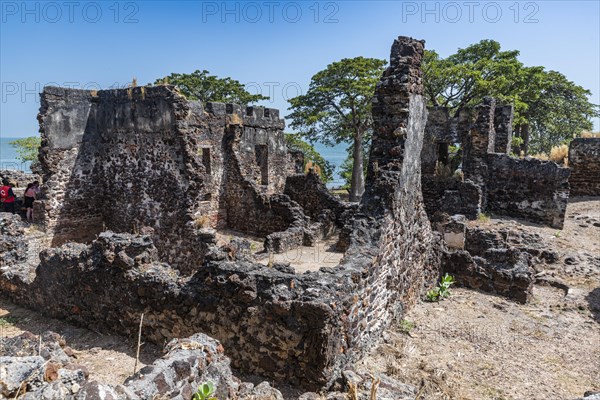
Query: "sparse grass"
530 144 568 165
0 315 19 326
477 213 490 223
194 215 212 229
530 152 549 161
398 319 415 334
304 160 322 176
580 131 600 138
549 144 568 165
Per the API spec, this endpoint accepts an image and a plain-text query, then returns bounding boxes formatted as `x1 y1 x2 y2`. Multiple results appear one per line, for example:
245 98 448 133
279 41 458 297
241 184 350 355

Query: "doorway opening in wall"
435 142 463 179
255 144 269 186
201 148 211 175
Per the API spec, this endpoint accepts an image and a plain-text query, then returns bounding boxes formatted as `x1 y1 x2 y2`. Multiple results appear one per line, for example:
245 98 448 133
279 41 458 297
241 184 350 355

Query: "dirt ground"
0 199 598 399
358 198 600 400
0 302 162 386
216 229 344 273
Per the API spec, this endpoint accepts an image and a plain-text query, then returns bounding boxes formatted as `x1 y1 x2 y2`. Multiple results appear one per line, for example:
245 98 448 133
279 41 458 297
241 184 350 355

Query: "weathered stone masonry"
36 86 320 273
420 97 570 229
1 36 443 389
569 138 600 196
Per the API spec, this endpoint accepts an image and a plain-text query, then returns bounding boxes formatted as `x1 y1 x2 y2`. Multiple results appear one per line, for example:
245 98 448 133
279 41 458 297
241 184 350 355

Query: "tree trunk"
514 124 530 156
522 124 530 155
349 134 365 202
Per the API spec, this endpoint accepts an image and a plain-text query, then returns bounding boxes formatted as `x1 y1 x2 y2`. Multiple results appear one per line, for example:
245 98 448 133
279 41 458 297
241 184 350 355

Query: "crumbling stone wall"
0 228 348 389
421 177 481 219
36 86 316 272
569 138 600 196
284 171 354 228
486 154 570 228
341 36 443 357
493 104 514 154
420 98 570 228
0 36 447 390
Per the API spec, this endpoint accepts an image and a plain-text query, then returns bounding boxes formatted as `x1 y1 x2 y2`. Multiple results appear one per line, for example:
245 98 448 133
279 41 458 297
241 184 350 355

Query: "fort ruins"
1 36 599 399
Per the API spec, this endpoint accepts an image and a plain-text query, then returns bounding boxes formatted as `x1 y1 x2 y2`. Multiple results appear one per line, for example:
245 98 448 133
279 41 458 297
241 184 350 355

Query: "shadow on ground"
586 287 600 323
0 296 161 365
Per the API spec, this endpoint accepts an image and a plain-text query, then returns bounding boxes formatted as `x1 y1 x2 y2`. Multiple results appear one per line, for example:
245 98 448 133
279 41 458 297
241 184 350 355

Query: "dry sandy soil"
1 199 598 399
358 198 600 400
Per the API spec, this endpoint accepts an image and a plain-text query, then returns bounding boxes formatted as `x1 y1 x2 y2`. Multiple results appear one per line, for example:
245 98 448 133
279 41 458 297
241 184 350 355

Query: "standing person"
0 179 16 213
24 182 36 222
32 181 41 196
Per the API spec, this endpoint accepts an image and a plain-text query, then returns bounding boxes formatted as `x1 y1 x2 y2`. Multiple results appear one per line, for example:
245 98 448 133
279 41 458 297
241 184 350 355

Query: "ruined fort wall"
420 99 570 229
493 104 514 154
37 86 306 270
219 107 304 237
569 138 600 196
37 87 103 244
485 154 570 228
0 226 349 389
342 36 443 358
38 86 211 272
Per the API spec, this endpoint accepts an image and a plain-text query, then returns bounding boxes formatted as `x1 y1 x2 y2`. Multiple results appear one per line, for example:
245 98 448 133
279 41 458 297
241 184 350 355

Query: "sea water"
311 142 347 188
0 137 31 172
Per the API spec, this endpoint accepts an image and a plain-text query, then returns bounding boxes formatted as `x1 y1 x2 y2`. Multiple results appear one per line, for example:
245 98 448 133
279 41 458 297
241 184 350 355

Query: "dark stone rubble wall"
486 154 570 228
341 36 443 360
420 97 570 229
284 171 355 228
569 138 600 196
0 230 348 389
421 176 481 219
36 86 309 273
493 104 514 154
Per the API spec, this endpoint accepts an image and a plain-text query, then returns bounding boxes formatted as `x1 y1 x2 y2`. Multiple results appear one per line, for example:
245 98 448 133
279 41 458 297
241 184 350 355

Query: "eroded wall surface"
0 36 444 389
569 138 600 196
342 36 443 358
420 97 570 228
36 86 305 272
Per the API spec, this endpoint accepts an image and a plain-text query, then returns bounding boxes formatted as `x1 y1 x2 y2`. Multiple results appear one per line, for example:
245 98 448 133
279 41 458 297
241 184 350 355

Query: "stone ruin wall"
340 36 443 356
420 97 570 229
568 138 600 196
0 36 443 389
36 85 307 273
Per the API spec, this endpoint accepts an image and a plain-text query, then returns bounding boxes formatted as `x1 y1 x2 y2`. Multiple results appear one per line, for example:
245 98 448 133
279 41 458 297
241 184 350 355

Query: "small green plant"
554 230 561 238
192 381 217 400
398 319 415 334
477 212 490 222
426 274 455 302
0 315 19 326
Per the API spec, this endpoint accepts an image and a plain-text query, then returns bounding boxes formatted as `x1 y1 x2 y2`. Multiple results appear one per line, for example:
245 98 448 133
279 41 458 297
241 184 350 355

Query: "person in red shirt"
0 179 16 214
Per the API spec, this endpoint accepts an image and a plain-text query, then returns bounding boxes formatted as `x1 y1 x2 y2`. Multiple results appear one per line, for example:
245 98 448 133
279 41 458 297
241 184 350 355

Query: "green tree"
423 40 599 154
154 69 268 105
9 136 41 163
339 145 369 190
285 133 334 183
287 57 386 201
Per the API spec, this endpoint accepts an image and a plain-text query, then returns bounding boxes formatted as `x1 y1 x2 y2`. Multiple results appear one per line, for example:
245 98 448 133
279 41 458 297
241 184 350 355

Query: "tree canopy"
154 69 268 105
286 56 386 201
9 136 41 163
423 40 599 154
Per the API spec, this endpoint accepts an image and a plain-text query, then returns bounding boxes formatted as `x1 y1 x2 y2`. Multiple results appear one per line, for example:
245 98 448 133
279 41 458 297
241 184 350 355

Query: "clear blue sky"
1 0 599 139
